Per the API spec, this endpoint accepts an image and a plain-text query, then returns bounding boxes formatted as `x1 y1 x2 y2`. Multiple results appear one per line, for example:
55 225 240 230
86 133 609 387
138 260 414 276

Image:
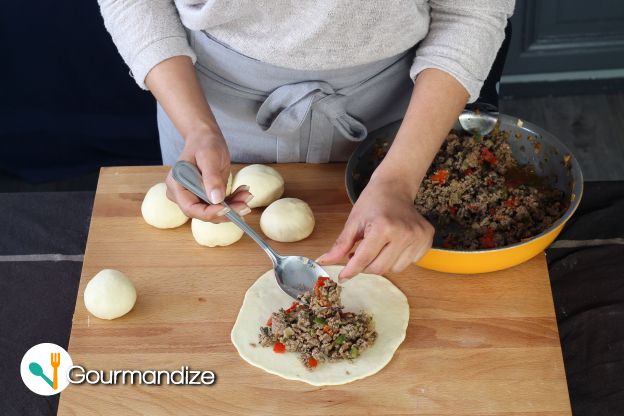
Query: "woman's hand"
145 56 253 223
318 69 468 280
317 175 434 281
165 128 253 223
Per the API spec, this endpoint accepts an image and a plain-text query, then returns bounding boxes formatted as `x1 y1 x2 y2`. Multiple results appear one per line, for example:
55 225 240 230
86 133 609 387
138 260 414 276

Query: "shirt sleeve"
98 0 197 90
410 0 515 102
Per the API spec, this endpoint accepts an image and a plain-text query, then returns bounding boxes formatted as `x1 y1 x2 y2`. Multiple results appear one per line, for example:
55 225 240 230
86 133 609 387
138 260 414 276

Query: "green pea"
349 346 360 359
335 335 346 345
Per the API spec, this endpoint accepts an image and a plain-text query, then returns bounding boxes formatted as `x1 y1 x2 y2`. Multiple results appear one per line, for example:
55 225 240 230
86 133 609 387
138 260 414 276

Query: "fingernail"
217 207 231 216
244 194 254 204
241 185 250 192
315 254 327 264
210 189 224 204
238 207 252 216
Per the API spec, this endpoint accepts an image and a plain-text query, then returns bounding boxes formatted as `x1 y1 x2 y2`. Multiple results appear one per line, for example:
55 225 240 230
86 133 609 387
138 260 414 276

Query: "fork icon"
51 352 61 390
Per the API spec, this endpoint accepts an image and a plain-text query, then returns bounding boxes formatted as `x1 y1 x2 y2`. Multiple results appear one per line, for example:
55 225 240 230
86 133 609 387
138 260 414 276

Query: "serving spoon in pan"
172 161 327 301
458 102 499 136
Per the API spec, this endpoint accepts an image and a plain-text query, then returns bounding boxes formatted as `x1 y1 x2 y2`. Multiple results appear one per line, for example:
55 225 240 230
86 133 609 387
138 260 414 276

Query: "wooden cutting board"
58 165 571 415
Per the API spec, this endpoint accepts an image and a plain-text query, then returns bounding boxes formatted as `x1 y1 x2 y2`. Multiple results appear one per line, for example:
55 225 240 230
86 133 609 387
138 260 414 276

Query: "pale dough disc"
231 265 409 386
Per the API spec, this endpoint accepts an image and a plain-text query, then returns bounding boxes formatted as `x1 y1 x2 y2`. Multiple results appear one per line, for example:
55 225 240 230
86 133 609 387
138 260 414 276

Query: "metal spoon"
172 161 328 301
458 102 499 136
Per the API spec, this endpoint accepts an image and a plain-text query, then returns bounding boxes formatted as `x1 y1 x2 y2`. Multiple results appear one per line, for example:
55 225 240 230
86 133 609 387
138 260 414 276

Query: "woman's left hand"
315 69 468 280
316 176 434 281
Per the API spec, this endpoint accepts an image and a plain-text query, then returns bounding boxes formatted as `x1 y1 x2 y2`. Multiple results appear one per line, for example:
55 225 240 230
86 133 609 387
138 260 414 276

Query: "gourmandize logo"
29 352 61 390
20 343 73 396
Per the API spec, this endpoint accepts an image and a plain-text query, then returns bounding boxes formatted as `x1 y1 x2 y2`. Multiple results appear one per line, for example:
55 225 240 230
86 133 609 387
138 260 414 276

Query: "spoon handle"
29 365 54 388
172 161 280 264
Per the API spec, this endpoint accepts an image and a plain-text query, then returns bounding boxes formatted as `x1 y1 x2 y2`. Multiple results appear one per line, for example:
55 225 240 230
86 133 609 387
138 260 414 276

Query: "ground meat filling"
370 129 568 250
258 277 377 370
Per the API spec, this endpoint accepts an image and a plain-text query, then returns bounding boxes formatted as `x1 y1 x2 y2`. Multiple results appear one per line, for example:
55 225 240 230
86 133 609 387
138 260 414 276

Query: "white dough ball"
260 198 315 242
141 182 188 229
191 218 245 247
84 269 137 320
232 164 284 208
226 172 233 196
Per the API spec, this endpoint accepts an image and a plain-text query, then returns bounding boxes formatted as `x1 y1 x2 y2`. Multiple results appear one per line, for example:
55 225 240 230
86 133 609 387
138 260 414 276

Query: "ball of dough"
260 198 315 242
84 269 137 320
226 171 233 196
232 164 284 208
141 182 188 229
191 218 245 247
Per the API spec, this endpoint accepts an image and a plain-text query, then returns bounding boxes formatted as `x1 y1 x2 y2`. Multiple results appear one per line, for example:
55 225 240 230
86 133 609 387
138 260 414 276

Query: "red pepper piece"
504 197 517 208
322 325 333 335
430 169 449 184
449 206 458 216
273 342 286 353
314 276 331 296
481 148 497 165
479 228 496 249
315 276 330 289
307 357 318 368
463 168 474 176
285 302 299 313
266 317 272 327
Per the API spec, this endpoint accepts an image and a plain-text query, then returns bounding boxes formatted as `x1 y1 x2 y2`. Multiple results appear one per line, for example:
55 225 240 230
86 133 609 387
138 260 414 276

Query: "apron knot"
256 81 368 162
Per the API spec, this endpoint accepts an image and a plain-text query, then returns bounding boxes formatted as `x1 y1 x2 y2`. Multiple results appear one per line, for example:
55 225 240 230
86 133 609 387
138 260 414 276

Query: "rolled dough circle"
231 265 409 385
141 182 188 229
84 269 137 320
191 218 244 247
232 164 284 208
260 198 315 242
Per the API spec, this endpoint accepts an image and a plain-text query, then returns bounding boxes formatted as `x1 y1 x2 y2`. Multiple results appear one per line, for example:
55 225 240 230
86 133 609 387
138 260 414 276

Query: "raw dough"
231 265 409 386
260 198 315 242
226 172 233 196
84 269 137 320
141 182 188 229
232 164 284 208
191 218 244 247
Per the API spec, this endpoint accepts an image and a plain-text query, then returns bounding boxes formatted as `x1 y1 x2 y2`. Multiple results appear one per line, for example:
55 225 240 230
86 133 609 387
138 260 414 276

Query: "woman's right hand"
165 128 253 223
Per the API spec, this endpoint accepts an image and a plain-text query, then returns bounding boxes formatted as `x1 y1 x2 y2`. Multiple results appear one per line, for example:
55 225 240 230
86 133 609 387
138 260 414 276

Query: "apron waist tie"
193 32 411 163
256 81 368 163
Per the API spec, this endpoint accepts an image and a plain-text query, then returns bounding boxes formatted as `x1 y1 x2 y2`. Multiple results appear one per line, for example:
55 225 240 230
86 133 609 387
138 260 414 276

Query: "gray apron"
158 31 415 165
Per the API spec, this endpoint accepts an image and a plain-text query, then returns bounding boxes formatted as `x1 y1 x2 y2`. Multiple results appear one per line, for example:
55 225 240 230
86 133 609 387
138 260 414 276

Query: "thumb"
196 152 229 204
317 221 360 265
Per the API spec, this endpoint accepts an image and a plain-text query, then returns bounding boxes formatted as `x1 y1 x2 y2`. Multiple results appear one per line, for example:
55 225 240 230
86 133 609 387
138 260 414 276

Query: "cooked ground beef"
258 277 377 369
372 128 568 250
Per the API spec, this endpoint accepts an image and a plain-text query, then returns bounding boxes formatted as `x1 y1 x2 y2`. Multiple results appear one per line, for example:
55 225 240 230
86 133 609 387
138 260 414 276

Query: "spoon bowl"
173 161 327 300
458 103 499 136
274 255 328 300
29 362 43 376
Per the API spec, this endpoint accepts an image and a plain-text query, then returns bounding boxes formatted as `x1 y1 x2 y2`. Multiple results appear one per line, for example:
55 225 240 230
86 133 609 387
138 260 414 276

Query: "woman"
99 0 514 280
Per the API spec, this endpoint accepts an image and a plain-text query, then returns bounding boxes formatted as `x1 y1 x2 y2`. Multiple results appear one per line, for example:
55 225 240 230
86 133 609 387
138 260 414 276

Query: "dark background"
0 1 161 185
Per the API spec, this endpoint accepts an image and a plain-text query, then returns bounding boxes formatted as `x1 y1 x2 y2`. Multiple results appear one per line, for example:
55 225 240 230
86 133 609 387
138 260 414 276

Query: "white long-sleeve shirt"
98 0 514 102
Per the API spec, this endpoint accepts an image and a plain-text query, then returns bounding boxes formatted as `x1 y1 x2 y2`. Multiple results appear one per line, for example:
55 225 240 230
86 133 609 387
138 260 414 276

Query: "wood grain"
58 165 571 416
